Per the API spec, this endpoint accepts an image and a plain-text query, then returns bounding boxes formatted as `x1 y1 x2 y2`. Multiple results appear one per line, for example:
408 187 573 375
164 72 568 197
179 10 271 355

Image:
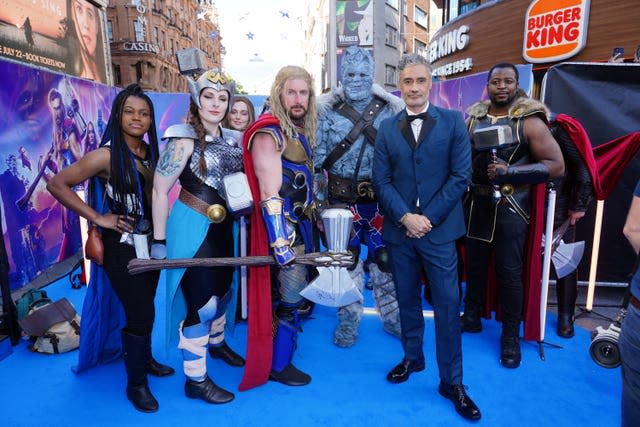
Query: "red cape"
238 114 281 391
482 116 640 341
555 114 640 200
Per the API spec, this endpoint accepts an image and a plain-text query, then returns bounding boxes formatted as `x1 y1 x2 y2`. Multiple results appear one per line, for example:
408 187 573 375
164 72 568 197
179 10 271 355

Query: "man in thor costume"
240 65 318 390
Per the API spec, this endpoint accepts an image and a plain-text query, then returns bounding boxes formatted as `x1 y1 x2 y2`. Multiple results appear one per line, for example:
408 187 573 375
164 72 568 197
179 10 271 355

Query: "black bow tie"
407 112 428 122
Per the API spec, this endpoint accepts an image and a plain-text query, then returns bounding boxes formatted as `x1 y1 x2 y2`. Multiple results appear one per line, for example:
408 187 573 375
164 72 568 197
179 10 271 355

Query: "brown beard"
288 106 307 122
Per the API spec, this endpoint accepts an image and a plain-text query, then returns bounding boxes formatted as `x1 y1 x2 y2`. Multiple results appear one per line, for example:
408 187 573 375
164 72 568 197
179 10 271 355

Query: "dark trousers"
102 229 159 336
181 220 234 327
465 203 528 324
388 237 462 385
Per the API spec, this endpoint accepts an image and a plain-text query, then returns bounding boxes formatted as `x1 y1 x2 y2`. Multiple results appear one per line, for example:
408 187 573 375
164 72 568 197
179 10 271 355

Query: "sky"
214 1 308 94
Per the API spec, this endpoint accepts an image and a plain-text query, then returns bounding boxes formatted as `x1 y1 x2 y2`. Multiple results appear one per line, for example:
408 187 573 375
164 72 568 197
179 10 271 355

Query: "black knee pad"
375 248 391 273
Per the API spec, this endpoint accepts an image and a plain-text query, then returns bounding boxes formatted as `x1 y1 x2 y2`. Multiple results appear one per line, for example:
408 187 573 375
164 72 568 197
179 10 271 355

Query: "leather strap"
322 96 387 171
179 187 224 221
630 294 640 310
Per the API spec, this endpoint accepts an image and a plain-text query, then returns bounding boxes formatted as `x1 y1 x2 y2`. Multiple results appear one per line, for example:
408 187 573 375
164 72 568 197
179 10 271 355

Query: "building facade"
107 0 222 92
429 0 640 88
305 0 436 93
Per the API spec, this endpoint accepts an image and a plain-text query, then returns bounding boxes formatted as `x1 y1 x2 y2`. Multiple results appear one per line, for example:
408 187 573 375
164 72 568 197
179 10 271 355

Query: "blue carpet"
0 268 621 426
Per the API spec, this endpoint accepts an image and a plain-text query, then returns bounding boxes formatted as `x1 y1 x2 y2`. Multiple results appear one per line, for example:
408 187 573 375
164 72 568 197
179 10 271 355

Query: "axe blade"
300 266 362 307
552 241 585 279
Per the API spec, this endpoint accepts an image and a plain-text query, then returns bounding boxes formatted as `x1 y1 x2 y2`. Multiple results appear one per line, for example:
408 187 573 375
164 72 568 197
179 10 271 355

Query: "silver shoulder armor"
220 127 242 148
161 124 198 141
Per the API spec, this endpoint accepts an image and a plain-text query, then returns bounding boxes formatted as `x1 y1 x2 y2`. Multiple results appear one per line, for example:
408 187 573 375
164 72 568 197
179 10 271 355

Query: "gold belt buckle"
206 204 227 223
500 184 514 197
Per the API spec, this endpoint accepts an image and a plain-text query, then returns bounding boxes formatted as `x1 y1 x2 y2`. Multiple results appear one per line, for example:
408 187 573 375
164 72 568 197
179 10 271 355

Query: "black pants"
465 203 528 323
181 220 234 327
102 229 158 336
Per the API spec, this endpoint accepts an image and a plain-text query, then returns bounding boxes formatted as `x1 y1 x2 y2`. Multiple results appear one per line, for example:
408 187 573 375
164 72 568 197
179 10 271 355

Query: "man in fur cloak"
460 63 565 368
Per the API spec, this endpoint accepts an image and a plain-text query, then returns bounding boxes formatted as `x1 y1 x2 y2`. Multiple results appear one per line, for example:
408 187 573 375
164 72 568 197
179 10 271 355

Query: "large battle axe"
300 208 362 307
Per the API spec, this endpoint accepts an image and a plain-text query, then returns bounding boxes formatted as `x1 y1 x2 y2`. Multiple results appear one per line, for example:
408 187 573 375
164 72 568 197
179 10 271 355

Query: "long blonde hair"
269 66 317 148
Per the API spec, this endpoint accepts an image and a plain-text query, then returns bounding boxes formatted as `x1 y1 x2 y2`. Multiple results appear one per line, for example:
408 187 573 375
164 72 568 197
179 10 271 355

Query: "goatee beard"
490 94 517 109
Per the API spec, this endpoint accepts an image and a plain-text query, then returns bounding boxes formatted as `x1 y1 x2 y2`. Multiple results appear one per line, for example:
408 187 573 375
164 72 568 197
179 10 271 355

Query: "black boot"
147 357 175 377
556 275 577 338
269 363 311 386
122 332 159 413
461 303 482 333
185 376 234 404
208 342 245 367
500 321 521 369
269 315 311 386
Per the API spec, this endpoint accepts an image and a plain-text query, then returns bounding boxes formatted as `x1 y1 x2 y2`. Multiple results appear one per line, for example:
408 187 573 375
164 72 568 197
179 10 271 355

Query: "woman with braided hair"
47 83 174 413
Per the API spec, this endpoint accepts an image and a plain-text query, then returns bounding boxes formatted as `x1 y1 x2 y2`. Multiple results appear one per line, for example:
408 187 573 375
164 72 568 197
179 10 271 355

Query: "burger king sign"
523 0 591 63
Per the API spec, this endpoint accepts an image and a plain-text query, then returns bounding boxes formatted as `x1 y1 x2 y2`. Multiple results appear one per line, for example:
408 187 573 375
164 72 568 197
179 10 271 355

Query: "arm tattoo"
156 139 184 177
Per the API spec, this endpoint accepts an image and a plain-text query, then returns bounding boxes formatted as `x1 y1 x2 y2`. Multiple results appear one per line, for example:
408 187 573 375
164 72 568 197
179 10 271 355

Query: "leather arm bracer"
495 163 550 185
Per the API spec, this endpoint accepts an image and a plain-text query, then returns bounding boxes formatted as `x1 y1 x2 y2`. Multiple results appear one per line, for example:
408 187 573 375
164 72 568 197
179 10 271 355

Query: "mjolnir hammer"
300 208 362 307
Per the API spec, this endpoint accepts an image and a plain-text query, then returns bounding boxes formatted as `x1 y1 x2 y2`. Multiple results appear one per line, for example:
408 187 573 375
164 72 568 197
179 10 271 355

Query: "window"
134 20 145 42
459 0 480 15
113 64 121 86
386 0 399 9
135 61 143 82
414 39 427 57
385 25 398 47
414 6 428 29
107 21 113 42
385 64 397 86
154 27 159 44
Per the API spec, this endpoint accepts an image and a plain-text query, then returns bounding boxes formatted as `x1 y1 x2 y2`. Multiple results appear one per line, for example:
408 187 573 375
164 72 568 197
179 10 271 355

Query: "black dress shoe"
208 342 245 367
438 382 481 421
185 377 234 404
147 357 175 377
386 358 425 384
269 363 311 386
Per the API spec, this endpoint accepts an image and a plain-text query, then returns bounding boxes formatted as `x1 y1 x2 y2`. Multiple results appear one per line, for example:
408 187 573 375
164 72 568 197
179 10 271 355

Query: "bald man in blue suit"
372 53 480 421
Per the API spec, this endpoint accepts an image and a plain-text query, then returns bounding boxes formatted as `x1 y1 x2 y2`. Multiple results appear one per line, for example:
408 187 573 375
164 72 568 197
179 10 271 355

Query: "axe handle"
127 251 354 275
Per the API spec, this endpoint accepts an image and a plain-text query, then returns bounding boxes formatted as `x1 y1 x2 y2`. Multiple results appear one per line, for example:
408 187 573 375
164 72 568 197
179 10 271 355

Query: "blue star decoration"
280 10 289 18
246 32 254 40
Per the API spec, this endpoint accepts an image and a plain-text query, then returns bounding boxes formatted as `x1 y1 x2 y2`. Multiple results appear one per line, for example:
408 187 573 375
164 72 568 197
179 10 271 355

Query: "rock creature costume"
240 113 315 391
315 79 404 346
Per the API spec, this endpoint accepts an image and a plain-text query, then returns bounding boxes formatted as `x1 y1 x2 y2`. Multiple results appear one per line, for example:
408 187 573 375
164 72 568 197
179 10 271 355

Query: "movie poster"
0 60 116 290
336 0 373 47
0 59 268 291
0 0 107 83
429 64 533 119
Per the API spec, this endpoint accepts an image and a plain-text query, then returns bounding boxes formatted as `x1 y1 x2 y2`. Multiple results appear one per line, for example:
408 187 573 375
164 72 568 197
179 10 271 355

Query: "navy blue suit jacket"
372 104 471 245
